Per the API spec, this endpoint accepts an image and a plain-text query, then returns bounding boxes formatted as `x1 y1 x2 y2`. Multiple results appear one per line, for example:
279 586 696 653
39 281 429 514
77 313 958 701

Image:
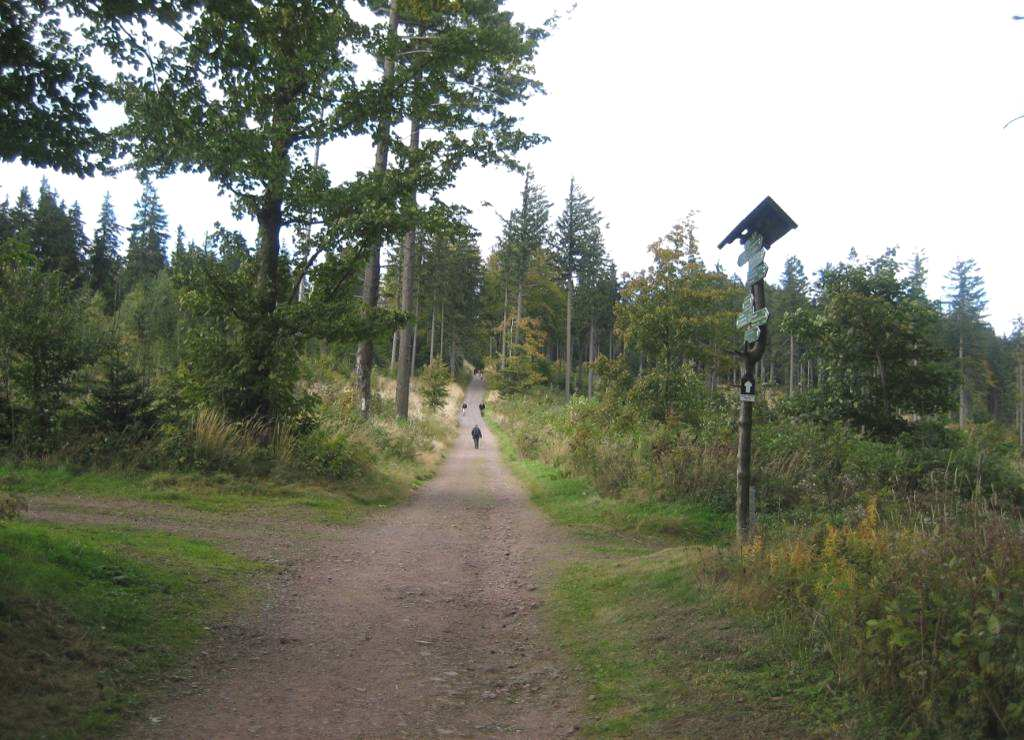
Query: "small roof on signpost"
718 196 798 251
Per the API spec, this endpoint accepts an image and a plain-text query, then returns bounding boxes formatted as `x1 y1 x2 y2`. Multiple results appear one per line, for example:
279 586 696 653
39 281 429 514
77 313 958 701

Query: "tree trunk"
395 115 420 420
254 196 284 419
959 331 967 429
500 279 508 370
429 302 436 362
587 318 596 398
390 331 398 371
355 0 400 419
411 295 419 375
564 283 572 401
514 282 523 348
439 304 445 362
788 335 795 395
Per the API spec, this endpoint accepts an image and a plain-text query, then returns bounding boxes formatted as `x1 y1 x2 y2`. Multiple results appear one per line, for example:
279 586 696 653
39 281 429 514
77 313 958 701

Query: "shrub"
85 352 157 437
727 498 1024 736
418 360 450 411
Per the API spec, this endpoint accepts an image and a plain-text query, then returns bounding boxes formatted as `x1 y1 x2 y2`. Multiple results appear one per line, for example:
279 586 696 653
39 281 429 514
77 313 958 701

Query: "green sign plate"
745 261 768 287
736 307 769 330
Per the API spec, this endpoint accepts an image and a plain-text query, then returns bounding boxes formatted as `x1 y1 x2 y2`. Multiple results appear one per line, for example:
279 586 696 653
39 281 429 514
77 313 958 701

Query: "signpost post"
718 197 797 545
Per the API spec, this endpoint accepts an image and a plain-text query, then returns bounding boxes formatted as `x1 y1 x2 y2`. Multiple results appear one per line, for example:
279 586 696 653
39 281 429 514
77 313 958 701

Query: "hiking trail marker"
718 196 797 545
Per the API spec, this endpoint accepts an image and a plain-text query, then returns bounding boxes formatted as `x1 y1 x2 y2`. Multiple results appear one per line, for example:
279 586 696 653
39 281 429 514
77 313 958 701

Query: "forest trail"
140 377 584 738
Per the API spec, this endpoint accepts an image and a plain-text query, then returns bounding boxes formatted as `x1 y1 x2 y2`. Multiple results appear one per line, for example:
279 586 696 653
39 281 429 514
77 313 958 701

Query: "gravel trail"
140 377 583 738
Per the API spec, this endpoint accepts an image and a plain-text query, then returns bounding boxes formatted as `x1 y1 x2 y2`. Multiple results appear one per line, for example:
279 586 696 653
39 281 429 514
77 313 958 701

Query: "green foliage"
84 352 157 438
175 249 303 421
616 215 741 379
122 182 168 293
495 317 548 394
418 359 450 410
792 249 955 435
0 258 96 444
730 498 1024 736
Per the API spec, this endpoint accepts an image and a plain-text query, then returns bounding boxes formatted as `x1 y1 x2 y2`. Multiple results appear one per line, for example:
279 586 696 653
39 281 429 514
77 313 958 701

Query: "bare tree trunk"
439 305 445 362
395 114 420 420
515 282 523 348
355 0 399 418
788 335 795 395
411 295 419 375
429 301 436 362
564 283 572 401
500 280 508 370
587 318 596 398
390 331 399 371
959 331 967 429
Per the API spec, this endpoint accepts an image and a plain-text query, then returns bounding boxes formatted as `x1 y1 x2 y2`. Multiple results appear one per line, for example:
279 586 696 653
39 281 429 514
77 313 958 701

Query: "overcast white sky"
3 1 1023 333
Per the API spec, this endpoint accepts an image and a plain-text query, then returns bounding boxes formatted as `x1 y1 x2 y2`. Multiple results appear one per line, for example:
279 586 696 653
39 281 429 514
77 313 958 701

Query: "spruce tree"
86 352 156 436
123 182 168 291
90 192 123 310
31 179 82 284
945 259 988 428
552 179 603 400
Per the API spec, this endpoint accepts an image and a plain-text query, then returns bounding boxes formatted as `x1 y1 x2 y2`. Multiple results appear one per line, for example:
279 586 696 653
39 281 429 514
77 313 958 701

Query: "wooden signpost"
718 197 797 545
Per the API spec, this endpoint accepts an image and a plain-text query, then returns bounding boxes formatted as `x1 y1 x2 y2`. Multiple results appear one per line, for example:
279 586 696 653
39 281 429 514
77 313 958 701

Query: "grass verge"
491 413 851 737
490 416 730 546
0 462 430 524
0 520 265 737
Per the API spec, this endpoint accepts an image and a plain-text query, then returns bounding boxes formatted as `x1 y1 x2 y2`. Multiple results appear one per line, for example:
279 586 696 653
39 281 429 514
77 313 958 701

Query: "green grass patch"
490 418 730 545
0 464 407 523
553 548 839 737
0 520 265 737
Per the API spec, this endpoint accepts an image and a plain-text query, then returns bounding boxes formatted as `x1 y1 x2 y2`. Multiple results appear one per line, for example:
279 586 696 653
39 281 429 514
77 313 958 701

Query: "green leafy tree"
617 215 740 385
116 1 391 420
796 250 954 434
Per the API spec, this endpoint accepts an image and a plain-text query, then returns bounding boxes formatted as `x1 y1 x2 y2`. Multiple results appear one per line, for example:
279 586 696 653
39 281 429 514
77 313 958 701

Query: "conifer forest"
2 2 1024 737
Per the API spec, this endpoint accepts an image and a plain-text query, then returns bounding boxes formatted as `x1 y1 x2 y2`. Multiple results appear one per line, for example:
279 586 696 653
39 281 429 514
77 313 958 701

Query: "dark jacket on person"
471 425 482 440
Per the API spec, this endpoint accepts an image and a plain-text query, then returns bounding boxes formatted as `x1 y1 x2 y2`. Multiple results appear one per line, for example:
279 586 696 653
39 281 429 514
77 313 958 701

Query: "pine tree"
945 259 988 429
552 179 603 400
90 192 122 310
123 182 168 291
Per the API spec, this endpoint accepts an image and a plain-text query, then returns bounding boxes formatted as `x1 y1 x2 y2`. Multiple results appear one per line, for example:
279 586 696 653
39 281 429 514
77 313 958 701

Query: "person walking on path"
461 402 468 416
471 424 482 449
478 402 485 417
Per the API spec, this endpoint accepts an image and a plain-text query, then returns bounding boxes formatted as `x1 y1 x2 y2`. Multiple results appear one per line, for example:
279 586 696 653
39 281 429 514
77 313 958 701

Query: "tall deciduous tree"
116 0 379 420
796 250 954 434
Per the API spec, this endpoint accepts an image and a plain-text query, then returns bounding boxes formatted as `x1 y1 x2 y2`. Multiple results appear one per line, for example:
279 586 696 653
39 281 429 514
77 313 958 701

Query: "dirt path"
140 378 584 738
